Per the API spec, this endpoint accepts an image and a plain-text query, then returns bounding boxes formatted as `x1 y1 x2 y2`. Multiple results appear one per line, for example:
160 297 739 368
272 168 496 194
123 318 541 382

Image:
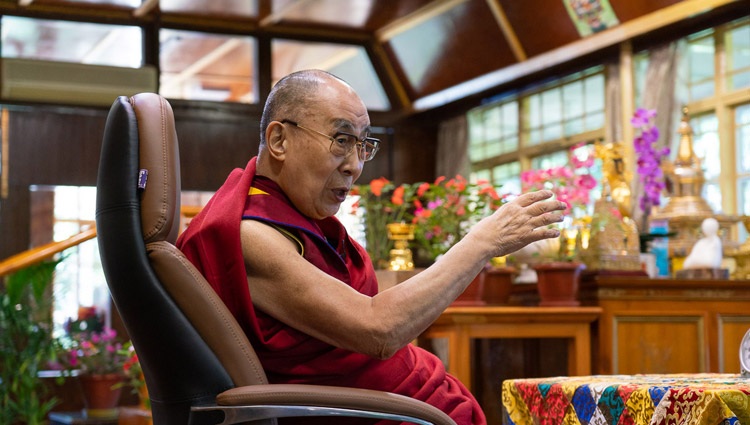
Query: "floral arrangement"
514 144 598 264
56 308 128 376
631 107 669 216
350 177 417 269
411 175 504 262
520 143 598 216
351 175 505 267
60 328 128 376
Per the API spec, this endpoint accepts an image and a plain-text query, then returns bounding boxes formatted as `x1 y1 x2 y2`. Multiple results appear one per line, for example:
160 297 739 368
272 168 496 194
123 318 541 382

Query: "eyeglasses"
281 119 380 162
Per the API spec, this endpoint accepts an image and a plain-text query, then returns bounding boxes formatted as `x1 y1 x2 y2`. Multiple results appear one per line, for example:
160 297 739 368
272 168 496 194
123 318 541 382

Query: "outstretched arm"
241 189 565 359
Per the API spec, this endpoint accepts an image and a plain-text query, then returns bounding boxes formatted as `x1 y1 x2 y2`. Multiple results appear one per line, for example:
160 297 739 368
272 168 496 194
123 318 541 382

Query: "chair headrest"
130 93 181 244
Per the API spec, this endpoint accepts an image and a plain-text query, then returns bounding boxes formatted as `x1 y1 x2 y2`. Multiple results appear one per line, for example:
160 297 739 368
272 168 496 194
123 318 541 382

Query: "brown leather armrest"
217 384 457 425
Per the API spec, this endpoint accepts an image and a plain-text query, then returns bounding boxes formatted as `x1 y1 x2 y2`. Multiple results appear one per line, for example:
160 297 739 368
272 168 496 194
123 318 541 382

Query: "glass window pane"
731 71 750 91
691 114 720 181
703 182 723 213
161 0 256 16
633 51 650 107
691 81 715 100
584 73 605 113
1 16 142 67
484 107 501 142
563 81 583 121
473 168 491 183
160 29 256 103
541 89 562 127
686 35 715 100
688 36 715 81
492 162 521 196
565 118 584 135
531 150 568 169
468 101 518 163
501 102 519 137
738 104 750 173
738 178 750 243
738 103 750 125
727 23 750 91
528 94 540 127
272 39 389 111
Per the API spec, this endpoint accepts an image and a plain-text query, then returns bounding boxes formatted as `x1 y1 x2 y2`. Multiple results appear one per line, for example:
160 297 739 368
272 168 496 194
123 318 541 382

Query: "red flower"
369 177 389 197
391 186 405 205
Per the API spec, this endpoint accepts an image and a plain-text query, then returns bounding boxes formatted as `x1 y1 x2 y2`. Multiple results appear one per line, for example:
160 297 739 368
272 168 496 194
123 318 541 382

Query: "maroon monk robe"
176 157 486 425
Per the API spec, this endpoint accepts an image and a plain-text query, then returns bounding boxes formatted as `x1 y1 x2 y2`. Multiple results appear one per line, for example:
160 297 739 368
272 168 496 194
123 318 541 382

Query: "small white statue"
683 217 723 269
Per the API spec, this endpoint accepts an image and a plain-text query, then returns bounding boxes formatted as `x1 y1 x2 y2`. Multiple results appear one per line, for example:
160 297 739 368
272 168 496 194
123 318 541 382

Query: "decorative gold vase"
386 222 415 271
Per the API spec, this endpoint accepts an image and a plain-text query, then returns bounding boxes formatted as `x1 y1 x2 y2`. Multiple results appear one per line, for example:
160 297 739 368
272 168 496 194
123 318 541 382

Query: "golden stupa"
649 107 739 258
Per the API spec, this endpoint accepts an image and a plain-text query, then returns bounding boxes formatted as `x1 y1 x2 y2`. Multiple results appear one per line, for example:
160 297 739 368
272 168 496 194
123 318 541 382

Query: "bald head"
259 70 353 147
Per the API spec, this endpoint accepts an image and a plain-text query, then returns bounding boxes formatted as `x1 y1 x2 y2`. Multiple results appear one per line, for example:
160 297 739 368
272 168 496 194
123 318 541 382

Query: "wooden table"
420 306 602 391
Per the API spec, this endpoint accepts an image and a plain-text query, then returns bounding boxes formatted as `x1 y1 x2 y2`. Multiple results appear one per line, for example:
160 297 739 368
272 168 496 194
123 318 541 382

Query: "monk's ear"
265 121 288 160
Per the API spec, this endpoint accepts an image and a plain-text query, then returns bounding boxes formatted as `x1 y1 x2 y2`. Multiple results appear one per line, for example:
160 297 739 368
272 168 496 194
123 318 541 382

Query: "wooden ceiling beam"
413 0 745 111
259 0 315 27
133 0 159 18
486 0 527 62
367 41 412 112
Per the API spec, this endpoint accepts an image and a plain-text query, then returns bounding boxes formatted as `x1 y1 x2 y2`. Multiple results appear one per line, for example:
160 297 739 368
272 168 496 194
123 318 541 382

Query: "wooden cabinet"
580 275 750 375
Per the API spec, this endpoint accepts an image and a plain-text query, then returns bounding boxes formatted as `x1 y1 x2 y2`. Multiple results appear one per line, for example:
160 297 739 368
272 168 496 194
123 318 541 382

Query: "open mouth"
332 188 349 201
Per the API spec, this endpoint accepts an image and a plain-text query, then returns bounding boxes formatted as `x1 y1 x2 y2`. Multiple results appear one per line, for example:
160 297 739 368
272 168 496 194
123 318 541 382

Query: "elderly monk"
177 69 566 424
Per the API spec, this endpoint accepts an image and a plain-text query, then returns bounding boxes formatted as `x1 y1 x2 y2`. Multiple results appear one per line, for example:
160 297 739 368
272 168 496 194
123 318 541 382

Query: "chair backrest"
96 93 267 424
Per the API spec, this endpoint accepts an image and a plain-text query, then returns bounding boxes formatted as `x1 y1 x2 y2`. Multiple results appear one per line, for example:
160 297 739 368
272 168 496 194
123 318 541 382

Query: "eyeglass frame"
280 119 380 162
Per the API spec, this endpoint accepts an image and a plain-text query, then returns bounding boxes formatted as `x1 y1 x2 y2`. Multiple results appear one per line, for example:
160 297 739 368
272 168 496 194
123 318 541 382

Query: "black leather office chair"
95 93 456 425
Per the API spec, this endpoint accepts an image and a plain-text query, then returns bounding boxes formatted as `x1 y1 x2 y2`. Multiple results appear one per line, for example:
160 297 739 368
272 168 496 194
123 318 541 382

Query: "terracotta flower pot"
482 266 517 305
78 373 124 418
451 268 486 306
533 262 584 307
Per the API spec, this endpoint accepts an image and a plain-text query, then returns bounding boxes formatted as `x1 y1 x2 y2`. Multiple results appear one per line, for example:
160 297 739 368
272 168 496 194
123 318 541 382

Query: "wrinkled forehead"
329 118 372 136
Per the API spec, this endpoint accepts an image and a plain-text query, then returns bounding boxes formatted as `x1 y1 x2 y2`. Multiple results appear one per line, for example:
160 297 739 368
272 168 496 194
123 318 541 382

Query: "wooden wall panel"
612 312 706 373
583 277 750 375
0 101 436 259
718 315 750 373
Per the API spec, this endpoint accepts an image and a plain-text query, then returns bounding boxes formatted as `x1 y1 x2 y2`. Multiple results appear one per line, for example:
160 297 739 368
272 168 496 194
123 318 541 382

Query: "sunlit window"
468 100 518 162
1 16 142 67
690 113 722 212
467 67 604 209
491 162 521 197
28 185 109 337
737 103 750 241
523 69 604 146
726 21 750 92
671 18 750 224
684 29 715 102
272 39 390 111
531 150 569 169
160 29 256 103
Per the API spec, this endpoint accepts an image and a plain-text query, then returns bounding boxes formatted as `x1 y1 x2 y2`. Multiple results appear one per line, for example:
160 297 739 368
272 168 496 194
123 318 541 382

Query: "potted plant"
514 144 598 306
0 259 63 425
57 309 129 419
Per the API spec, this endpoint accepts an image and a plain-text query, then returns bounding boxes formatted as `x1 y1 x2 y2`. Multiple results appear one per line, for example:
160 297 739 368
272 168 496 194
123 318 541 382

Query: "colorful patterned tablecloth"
502 374 750 425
